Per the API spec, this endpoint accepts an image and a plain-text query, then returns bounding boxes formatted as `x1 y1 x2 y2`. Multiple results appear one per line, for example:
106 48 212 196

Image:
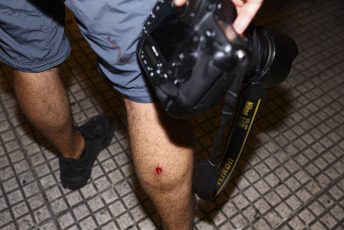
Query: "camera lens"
251 27 298 88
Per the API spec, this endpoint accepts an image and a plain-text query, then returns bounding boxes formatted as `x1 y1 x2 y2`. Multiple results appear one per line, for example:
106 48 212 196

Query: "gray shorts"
0 0 157 103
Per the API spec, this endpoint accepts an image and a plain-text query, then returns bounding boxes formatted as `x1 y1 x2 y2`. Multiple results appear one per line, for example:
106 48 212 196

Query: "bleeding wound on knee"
156 167 162 174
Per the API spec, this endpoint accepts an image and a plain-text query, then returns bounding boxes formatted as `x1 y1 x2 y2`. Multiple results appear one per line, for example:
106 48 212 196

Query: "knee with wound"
139 157 194 194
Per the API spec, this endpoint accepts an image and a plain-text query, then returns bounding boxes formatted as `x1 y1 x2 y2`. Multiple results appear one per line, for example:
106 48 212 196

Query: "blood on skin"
156 167 162 174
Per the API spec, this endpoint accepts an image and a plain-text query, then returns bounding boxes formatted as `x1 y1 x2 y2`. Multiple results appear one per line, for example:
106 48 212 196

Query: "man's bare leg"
13 67 84 159
124 98 194 230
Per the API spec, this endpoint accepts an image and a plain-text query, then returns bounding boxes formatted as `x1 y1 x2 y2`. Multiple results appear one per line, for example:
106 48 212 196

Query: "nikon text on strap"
194 82 265 201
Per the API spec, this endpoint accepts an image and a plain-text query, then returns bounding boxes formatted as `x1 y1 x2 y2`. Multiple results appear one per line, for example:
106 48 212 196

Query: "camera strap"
194 82 265 201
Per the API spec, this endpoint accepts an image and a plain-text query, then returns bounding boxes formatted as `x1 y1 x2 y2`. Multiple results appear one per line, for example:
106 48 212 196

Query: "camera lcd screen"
150 5 188 62
143 44 158 66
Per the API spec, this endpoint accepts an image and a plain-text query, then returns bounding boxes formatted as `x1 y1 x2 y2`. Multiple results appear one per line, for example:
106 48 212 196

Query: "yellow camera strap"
213 83 265 200
194 83 265 201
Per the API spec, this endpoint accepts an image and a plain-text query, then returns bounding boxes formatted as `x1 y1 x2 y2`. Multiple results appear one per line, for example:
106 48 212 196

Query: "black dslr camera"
137 0 297 119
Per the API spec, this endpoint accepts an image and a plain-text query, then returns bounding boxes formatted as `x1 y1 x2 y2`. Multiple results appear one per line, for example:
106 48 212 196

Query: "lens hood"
255 27 298 88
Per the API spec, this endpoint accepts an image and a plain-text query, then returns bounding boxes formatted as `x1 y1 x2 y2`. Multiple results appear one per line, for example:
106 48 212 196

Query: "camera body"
138 0 298 119
138 0 249 119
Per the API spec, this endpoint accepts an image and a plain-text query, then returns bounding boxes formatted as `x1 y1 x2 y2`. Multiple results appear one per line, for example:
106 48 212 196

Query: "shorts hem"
0 45 71 73
113 86 156 103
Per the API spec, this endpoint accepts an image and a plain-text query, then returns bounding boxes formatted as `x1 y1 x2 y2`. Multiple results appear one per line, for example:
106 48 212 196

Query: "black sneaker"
59 114 114 190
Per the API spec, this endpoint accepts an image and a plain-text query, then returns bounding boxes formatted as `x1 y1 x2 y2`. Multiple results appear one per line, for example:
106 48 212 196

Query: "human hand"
231 0 263 34
173 0 264 34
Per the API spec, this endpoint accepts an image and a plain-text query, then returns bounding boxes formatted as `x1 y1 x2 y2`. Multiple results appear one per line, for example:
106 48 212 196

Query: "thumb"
174 0 187 7
232 1 262 34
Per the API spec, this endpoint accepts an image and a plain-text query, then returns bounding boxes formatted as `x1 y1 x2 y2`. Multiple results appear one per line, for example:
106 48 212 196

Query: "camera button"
236 50 247 61
207 4 214 11
205 29 216 38
155 5 161 12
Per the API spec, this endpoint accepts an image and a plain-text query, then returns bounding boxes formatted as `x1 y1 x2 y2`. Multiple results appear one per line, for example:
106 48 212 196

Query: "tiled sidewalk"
0 0 343 229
